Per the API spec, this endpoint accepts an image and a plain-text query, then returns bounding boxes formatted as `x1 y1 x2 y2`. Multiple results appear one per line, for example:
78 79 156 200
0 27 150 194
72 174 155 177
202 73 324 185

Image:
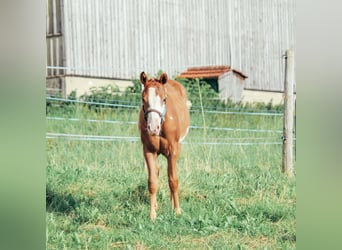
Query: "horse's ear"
160 72 168 84
140 72 148 85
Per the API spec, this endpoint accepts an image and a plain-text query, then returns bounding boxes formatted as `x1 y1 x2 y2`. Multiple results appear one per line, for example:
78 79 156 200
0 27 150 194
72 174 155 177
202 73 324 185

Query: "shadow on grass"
127 183 150 205
46 182 150 214
46 186 80 214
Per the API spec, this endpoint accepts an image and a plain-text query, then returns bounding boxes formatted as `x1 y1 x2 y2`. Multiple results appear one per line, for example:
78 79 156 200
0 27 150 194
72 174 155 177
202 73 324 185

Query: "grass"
46 104 295 249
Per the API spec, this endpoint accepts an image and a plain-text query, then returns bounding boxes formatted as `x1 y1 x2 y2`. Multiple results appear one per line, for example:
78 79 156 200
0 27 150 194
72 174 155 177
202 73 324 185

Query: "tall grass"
46 103 295 249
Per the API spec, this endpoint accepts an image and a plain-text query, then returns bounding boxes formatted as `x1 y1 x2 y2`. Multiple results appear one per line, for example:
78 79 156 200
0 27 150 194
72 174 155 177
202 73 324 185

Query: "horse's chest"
142 136 158 152
144 135 171 156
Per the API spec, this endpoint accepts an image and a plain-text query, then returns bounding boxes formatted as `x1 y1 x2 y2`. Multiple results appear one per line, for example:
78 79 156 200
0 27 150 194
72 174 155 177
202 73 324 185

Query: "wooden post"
282 49 294 177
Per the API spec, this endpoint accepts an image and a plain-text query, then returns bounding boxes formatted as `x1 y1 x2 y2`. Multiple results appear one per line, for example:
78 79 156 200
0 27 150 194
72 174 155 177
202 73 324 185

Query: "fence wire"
47 116 282 134
46 97 285 145
46 132 282 146
46 97 283 116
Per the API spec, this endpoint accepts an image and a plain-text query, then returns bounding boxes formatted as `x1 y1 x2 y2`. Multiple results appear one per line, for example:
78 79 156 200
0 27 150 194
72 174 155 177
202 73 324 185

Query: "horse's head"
140 71 168 136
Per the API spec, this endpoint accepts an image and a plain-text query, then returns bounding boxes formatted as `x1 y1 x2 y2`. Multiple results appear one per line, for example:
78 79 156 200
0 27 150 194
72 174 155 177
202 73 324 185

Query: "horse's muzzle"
144 109 163 135
147 123 161 136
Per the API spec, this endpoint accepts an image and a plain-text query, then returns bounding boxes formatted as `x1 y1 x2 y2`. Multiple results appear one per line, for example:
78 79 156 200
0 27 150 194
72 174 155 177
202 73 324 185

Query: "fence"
46 97 285 146
282 49 295 177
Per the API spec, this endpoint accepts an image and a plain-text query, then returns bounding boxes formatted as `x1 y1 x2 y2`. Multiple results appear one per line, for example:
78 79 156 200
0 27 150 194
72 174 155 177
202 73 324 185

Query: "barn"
46 0 295 103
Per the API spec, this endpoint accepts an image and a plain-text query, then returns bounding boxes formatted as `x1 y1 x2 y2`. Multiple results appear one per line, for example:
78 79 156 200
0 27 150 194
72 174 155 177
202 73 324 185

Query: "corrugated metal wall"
48 0 295 92
229 0 295 91
46 0 64 76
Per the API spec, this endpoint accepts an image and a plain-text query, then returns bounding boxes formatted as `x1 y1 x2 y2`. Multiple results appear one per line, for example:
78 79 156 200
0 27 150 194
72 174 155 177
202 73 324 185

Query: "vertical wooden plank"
134 0 140 77
158 0 164 74
124 0 132 78
97 0 102 77
59 0 66 74
64 0 70 75
130 0 137 77
46 0 51 76
282 49 294 177
236 0 241 69
78 0 84 76
105 0 111 77
94 0 100 77
55 37 60 75
228 0 233 68
61 0 68 74
99 0 104 76
75 0 81 75
55 0 62 75
51 0 57 75
52 0 57 34
47 0 52 34
49 38 54 75
108 0 114 77
46 39 51 76
66 0 74 75
55 0 61 33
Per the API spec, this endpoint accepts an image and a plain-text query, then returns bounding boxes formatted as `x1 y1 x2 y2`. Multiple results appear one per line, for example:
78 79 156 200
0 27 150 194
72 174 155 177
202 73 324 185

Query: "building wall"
241 89 284 104
49 0 295 93
46 76 65 97
64 76 133 97
46 0 64 77
230 0 295 92
218 72 245 103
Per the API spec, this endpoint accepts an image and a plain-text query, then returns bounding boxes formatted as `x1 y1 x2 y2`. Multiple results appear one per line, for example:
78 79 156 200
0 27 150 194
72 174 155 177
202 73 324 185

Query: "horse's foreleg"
167 144 181 215
144 151 159 221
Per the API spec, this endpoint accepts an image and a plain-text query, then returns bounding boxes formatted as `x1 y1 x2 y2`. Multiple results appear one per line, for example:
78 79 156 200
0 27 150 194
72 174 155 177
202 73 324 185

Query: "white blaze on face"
146 88 164 135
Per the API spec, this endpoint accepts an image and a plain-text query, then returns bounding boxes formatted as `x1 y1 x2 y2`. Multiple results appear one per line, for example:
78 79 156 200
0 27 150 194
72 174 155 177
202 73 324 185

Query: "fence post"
282 49 295 177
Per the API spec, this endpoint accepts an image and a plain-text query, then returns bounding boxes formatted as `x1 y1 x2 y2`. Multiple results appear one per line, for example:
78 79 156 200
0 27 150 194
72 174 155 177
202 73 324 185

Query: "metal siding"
63 0 71 75
230 0 295 91
49 0 294 91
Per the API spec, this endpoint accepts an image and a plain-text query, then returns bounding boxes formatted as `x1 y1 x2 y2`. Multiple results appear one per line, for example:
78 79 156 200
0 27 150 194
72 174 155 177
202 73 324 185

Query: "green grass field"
46 104 295 249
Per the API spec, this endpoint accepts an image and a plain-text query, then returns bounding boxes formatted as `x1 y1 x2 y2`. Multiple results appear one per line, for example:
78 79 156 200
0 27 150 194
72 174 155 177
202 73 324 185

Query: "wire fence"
46 132 282 146
46 96 285 145
47 116 282 134
46 97 283 116
47 97 138 109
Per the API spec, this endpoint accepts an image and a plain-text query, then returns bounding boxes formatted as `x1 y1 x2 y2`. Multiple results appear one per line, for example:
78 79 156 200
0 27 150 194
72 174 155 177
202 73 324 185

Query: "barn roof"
177 65 247 80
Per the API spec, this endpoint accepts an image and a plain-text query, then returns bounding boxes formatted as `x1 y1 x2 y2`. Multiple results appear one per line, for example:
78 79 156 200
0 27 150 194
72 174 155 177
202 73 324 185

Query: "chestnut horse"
139 72 190 221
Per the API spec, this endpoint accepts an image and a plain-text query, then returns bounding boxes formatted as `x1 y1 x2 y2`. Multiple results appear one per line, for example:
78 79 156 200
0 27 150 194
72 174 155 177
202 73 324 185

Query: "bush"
79 84 141 111
46 74 283 114
46 90 78 115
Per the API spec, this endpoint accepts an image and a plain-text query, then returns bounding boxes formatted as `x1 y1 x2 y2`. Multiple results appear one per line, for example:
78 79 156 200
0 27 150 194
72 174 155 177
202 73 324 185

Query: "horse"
138 71 191 221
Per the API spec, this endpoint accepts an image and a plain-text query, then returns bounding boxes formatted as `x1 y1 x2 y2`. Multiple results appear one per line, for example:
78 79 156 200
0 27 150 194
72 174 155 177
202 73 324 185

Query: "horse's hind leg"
144 151 159 221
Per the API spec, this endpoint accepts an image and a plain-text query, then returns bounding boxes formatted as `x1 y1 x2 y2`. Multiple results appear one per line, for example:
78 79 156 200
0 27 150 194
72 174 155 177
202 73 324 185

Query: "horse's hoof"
150 211 157 221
